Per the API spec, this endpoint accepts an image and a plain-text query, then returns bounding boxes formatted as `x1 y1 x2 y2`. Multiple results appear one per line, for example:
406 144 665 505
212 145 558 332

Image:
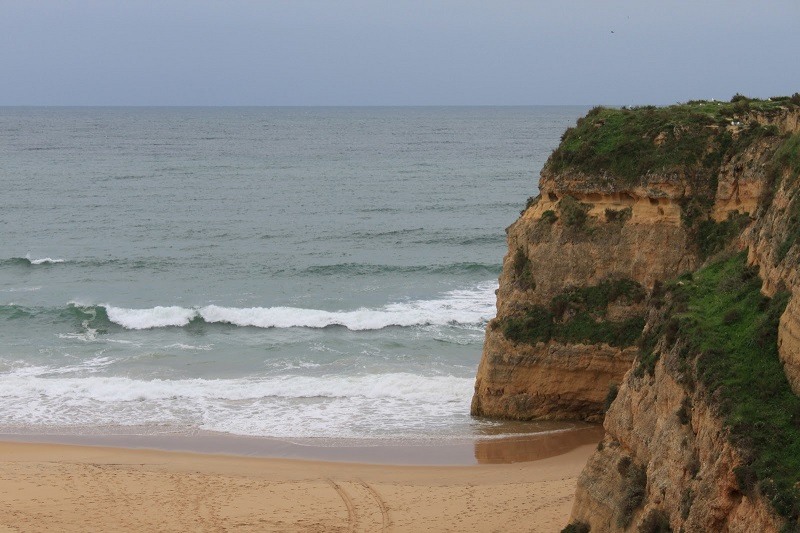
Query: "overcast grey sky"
1 1 798 106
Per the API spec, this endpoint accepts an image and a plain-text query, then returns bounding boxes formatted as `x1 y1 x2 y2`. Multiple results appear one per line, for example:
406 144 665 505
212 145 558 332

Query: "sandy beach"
0 435 596 532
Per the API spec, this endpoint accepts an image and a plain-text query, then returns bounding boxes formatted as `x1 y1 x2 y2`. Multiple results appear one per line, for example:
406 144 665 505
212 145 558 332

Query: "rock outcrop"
471 97 800 531
471 177 697 421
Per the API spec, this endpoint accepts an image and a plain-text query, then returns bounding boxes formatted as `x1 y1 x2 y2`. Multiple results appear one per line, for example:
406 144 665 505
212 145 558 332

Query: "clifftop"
547 96 800 188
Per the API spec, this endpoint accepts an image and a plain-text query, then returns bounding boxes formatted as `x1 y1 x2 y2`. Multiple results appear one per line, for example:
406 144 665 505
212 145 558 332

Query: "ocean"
0 106 586 445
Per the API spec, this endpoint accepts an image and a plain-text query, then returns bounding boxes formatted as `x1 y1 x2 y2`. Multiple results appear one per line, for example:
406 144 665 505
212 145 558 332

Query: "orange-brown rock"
570 342 783 532
472 327 638 422
472 171 699 422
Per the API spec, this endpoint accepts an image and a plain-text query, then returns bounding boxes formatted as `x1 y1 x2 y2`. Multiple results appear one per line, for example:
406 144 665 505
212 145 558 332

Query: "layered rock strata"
471 182 697 421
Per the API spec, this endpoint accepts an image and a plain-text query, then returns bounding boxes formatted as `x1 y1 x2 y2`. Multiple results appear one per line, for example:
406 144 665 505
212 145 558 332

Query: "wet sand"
0 424 603 465
0 428 601 532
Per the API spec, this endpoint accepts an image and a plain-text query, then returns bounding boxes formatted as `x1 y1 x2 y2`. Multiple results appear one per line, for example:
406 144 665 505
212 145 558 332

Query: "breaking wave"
1 282 498 332
2 254 66 266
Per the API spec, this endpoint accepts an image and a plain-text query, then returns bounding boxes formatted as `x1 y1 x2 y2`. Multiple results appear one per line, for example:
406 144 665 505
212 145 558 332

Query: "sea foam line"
0 371 469 402
0 371 474 438
80 281 498 331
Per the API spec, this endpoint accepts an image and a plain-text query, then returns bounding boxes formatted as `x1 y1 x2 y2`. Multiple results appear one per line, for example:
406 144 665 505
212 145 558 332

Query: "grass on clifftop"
548 95 798 183
655 253 800 524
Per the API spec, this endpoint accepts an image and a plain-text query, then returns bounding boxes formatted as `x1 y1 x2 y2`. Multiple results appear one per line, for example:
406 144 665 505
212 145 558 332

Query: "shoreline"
0 424 603 465
0 431 600 532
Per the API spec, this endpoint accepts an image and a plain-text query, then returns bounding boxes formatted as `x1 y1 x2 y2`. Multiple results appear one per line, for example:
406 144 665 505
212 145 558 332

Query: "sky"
1 1 798 106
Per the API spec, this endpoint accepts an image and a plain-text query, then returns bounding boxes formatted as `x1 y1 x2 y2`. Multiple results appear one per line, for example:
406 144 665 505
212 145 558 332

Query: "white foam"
0 370 474 438
25 253 65 265
166 343 213 351
105 305 196 329
57 330 98 342
99 281 498 331
106 339 142 346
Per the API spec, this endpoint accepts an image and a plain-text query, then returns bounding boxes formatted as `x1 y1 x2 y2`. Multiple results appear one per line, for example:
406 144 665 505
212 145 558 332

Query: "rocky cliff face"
470 97 800 531
472 101 800 423
471 175 697 421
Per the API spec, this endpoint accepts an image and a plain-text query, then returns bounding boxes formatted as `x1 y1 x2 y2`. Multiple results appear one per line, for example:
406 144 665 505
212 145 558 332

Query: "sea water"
0 106 585 443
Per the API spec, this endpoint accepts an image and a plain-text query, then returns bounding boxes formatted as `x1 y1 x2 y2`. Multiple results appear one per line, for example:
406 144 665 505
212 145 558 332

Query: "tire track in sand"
326 478 357 532
357 479 390 531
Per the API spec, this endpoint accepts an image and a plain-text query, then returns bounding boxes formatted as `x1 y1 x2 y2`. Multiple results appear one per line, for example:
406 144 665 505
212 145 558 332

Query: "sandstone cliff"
473 100 799 422
470 96 800 531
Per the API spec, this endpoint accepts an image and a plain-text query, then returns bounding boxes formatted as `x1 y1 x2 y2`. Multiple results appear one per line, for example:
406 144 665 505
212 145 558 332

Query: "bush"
561 523 590 533
521 196 539 215
511 248 535 290
638 509 672 532
559 195 590 227
635 349 660 378
723 309 742 325
696 211 751 260
618 462 648 527
734 465 758 497
605 207 633 223
540 209 558 224
501 306 553 345
680 489 694 520
677 396 692 425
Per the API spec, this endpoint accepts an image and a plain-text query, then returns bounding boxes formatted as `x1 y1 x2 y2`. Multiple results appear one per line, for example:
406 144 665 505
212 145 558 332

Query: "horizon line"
0 103 616 109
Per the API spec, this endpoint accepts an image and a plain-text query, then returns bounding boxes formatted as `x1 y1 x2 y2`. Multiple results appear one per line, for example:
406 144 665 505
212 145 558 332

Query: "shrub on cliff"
558 195 590 227
540 209 558 224
520 195 538 215
696 211 751 260
561 522 590 533
618 461 648 527
511 248 535 290
605 207 632 223
501 306 553 343
638 509 672 532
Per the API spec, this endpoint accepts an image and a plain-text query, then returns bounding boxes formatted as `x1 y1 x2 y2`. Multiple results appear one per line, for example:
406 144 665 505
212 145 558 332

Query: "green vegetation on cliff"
639 253 799 524
548 96 797 183
499 278 646 348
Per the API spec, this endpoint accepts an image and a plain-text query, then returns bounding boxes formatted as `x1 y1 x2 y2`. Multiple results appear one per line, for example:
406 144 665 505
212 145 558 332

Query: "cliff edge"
471 95 800 531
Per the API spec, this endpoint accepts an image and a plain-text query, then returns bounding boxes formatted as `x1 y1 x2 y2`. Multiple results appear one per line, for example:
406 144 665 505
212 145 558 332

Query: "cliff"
470 95 800 531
